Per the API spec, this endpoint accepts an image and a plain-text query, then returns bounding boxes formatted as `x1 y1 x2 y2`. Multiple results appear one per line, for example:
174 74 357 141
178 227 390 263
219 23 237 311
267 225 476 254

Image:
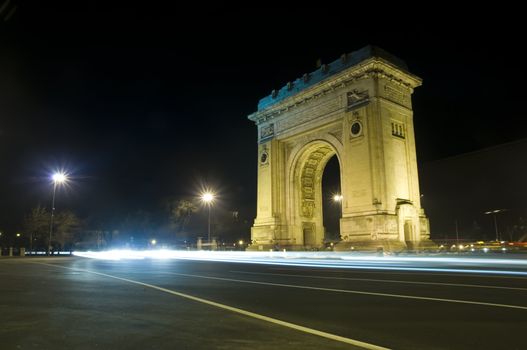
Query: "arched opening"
322 155 341 245
291 140 341 249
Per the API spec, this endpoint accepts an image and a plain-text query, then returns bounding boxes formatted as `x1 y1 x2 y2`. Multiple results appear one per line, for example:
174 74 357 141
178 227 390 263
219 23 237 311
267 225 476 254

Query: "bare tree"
54 211 81 250
23 206 81 250
23 205 49 250
168 199 199 235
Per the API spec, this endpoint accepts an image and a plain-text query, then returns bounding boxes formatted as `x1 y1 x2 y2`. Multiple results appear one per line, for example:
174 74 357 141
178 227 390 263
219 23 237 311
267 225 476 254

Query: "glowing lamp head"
333 194 343 202
151 239 157 245
52 173 67 184
201 192 214 203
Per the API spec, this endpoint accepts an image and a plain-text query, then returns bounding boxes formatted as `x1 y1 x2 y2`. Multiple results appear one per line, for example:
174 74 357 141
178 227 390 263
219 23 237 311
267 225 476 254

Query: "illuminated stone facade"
248 46 431 251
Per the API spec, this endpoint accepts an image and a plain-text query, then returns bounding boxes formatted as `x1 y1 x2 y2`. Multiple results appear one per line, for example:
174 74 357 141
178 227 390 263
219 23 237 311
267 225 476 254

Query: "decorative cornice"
249 58 421 125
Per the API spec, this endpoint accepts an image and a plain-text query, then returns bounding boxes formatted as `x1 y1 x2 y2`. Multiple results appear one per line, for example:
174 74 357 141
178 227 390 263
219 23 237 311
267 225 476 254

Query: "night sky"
1 4 525 237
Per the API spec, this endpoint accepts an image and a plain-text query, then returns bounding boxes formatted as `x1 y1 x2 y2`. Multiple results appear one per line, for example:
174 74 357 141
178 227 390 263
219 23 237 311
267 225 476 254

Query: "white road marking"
230 270 527 291
35 262 390 350
268 267 527 280
168 272 527 311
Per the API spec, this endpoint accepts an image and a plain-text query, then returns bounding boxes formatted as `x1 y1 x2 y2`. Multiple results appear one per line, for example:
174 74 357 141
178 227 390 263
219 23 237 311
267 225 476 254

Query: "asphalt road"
1 255 526 350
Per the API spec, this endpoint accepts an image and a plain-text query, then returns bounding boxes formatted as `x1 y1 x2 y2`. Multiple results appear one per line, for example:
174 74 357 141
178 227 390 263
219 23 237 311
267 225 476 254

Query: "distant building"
420 139 527 241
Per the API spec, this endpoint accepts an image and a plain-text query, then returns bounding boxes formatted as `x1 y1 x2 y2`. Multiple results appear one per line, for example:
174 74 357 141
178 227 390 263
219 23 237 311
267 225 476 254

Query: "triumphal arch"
248 46 431 251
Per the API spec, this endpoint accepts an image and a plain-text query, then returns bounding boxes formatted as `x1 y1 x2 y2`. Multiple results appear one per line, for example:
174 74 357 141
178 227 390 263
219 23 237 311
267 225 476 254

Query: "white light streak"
71 250 527 277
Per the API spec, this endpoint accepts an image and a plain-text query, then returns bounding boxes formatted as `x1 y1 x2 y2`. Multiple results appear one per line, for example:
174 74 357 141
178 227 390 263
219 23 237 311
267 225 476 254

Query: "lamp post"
332 194 343 242
484 209 507 242
201 192 215 245
48 172 67 255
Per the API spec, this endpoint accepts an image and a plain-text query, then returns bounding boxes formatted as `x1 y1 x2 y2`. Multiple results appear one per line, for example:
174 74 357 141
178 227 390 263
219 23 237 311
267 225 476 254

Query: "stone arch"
248 46 432 251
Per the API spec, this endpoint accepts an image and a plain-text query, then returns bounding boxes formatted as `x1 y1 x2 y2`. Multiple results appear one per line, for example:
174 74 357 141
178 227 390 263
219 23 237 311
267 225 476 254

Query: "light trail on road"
72 250 527 277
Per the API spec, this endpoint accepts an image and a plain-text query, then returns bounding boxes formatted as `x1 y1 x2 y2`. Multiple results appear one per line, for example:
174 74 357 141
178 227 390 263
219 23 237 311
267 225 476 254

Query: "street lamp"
48 172 68 255
333 194 343 202
331 194 343 242
200 191 215 245
484 209 507 242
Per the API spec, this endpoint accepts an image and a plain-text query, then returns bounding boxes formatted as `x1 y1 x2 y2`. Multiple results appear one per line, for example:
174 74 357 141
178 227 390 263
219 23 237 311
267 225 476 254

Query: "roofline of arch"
248 58 422 125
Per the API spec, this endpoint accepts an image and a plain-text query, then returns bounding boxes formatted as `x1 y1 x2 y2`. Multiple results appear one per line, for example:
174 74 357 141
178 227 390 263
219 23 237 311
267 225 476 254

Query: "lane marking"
35 263 389 350
168 272 527 311
230 270 527 291
268 267 527 280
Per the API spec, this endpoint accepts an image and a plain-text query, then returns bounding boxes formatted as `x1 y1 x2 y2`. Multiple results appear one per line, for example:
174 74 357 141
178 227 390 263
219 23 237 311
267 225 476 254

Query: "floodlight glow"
73 250 145 260
52 172 67 183
151 239 157 245
333 194 343 202
201 192 214 203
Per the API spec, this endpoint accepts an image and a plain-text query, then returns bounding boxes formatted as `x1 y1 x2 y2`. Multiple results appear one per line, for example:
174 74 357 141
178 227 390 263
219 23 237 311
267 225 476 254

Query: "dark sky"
1 3 525 234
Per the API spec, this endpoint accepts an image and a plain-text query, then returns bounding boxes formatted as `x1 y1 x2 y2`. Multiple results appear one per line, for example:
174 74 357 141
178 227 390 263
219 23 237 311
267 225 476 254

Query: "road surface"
1 254 526 349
